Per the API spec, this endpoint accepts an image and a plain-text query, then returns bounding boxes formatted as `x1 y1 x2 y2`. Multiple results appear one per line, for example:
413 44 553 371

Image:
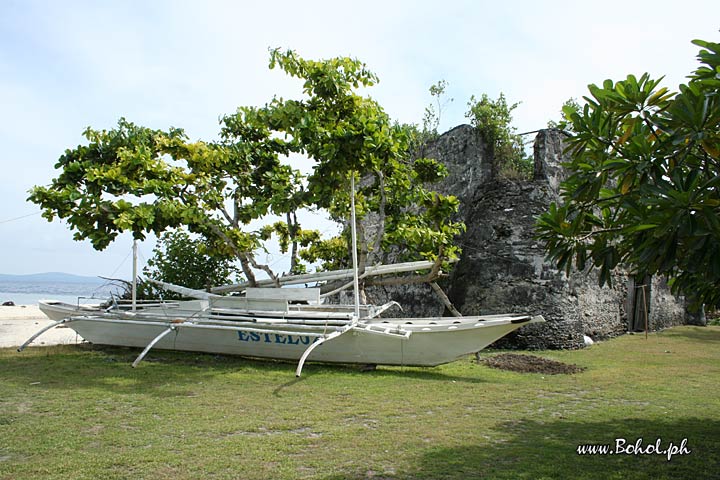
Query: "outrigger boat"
24 176 544 376
32 267 543 375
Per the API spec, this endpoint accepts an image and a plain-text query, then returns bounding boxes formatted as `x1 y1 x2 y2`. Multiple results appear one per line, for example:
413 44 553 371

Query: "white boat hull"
38 299 199 321
38 300 104 321
54 314 543 367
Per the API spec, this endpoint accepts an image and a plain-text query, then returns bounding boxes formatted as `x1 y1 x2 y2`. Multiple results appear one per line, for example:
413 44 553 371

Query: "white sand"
0 305 84 348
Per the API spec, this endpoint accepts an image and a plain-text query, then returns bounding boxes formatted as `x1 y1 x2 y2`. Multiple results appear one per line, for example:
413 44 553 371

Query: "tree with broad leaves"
29 49 463 290
535 38 720 310
137 229 242 299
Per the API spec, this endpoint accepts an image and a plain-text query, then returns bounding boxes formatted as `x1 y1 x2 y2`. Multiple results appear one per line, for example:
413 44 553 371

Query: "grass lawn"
1 326 719 479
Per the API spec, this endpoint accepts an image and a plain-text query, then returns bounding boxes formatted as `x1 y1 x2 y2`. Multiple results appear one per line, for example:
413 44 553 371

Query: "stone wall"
366 126 689 349
421 124 494 214
649 276 689 330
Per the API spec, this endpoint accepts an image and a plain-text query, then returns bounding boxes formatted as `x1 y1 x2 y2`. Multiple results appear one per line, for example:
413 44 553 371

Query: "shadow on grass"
273 365 487 395
1 343 486 397
325 417 719 480
661 326 720 344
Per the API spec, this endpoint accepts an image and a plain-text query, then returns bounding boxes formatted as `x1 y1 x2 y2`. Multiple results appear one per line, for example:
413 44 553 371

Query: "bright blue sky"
1 0 718 278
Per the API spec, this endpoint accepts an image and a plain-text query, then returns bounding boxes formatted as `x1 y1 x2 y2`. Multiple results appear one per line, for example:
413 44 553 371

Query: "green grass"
1 326 719 479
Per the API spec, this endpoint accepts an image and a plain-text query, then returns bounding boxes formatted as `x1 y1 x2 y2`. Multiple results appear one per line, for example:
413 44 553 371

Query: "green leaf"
535 36 720 307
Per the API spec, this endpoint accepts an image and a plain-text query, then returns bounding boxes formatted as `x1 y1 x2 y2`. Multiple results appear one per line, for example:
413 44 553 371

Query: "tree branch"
207 223 257 286
219 204 237 228
288 211 299 273
430 281 462 317
356 217 368 275
577 226 624 242
369 170 386 264
246 254 281 288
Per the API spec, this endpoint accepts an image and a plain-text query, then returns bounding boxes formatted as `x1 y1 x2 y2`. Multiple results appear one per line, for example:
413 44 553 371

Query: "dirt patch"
481 353 586 375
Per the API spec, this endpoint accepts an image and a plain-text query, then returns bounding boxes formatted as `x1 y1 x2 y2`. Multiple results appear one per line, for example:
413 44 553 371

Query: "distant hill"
0 272 108 284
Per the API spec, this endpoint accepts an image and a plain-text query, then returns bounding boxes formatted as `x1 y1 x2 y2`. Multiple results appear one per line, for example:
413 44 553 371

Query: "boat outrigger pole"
17 318 73 352
132 325 176 368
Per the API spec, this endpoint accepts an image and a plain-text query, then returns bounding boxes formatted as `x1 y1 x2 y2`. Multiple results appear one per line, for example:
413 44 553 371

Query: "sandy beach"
0 305 84 348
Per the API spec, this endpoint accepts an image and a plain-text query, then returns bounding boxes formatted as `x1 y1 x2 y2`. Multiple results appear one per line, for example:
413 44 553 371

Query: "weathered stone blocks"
368 126 689 349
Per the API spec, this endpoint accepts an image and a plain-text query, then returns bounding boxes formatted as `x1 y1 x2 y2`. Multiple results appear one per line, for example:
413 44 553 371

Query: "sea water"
0 280 121 306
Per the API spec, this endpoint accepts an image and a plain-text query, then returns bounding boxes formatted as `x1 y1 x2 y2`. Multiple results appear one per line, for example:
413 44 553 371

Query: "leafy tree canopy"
29 49 463 287
138 229 241 299
536 39 720 308
547 98 582 132
465 93 532 179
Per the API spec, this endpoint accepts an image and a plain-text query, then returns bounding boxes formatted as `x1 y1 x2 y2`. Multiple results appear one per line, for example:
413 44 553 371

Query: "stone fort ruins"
361 125 691 350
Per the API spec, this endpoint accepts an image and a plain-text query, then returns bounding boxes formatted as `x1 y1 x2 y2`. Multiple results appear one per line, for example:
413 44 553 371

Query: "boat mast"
349 172 360 318
132 239 138 311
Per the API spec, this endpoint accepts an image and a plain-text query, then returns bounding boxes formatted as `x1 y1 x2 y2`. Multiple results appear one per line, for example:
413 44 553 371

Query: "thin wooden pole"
350 173 360 319
641 284 649 340
211 260 445 293
132 240 138 312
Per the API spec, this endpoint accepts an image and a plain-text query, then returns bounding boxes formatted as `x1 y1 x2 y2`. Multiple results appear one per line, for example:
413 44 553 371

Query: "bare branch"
369 170 386 264
356 216 368 275
430 282 462 317
208 223 257 286
247 254 281 288
288 211 298 273
219 204 236 228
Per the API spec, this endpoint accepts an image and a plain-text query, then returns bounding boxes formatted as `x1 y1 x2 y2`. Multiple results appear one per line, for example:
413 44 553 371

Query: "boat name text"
237 331 317 345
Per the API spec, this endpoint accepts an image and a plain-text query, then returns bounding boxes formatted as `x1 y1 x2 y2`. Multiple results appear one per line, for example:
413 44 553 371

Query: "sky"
1 0 718 279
